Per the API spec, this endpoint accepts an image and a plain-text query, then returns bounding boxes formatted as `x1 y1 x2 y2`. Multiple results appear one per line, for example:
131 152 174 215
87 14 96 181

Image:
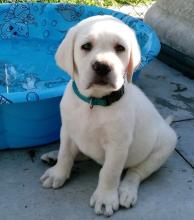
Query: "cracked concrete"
137 59 194 120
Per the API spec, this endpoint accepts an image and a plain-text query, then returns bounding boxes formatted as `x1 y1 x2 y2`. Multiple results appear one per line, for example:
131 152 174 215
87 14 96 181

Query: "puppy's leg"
90 147 129 216
119 129 177 208
40 126 79 189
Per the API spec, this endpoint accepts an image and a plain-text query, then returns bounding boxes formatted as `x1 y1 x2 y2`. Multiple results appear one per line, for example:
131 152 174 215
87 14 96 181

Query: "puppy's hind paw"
41 150 58 165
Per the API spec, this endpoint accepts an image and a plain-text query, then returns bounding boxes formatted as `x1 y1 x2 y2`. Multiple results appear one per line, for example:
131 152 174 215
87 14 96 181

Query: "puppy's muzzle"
88 61 114 88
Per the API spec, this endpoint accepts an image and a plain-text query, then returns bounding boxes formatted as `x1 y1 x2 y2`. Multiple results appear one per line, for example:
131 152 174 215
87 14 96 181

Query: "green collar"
72 81 124 108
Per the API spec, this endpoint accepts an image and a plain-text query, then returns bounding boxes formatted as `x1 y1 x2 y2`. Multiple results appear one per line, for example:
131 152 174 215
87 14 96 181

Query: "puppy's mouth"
87 77 116 89
94 78 109 86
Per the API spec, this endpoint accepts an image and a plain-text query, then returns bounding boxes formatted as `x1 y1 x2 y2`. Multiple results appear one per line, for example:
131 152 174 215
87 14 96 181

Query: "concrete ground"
0 59 194 220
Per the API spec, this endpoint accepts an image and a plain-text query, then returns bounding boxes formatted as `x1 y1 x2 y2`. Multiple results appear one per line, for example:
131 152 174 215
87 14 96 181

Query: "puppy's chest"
65 106 125 163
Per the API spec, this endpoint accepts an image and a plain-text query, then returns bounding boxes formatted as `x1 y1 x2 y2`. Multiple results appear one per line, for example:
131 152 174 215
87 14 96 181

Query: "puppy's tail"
165 115 174 125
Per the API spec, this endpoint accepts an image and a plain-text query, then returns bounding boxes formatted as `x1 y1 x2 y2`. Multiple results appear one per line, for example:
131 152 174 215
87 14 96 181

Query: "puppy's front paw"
90 188 119 217
119 183 138 208
40 165 69 189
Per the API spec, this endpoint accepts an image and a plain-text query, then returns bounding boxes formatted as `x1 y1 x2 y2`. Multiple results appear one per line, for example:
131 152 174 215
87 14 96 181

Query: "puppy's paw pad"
119 187 138 208
90 189 119 216
40 166 68 189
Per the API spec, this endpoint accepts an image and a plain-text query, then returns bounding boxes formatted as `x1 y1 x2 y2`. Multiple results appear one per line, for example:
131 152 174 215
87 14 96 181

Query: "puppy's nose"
92 61 111 76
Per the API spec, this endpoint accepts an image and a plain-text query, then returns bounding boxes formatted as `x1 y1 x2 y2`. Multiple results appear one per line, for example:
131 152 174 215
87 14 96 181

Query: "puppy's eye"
115 44 125 53
81 42 93 51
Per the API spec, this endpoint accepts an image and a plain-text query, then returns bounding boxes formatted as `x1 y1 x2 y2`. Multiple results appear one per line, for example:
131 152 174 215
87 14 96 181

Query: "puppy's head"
56 15 141 97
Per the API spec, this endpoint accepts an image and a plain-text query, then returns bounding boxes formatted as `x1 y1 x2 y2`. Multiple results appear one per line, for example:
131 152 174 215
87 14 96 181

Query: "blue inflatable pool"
0 3 160 149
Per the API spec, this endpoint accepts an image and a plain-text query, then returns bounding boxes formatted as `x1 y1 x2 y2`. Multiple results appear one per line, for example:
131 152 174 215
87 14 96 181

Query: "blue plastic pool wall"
0 97 61 148
0 97 61 149
0 3 160 149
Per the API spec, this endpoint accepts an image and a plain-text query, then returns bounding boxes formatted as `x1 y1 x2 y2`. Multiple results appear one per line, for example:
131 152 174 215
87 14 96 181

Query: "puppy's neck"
72 80 125 108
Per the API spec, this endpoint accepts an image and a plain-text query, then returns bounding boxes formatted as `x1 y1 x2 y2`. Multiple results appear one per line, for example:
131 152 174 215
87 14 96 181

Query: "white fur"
40 15 177 217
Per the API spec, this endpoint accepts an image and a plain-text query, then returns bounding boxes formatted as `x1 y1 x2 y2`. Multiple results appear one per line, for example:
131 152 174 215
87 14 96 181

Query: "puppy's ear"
127 31 141 82
55 26 77 77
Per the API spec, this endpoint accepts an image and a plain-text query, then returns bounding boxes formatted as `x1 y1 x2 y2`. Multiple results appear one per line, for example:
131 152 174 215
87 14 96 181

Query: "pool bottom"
0 38 69 94
0 96 61 149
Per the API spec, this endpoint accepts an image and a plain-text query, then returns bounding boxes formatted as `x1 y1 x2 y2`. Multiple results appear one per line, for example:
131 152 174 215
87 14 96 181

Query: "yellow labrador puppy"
40 15 177 216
